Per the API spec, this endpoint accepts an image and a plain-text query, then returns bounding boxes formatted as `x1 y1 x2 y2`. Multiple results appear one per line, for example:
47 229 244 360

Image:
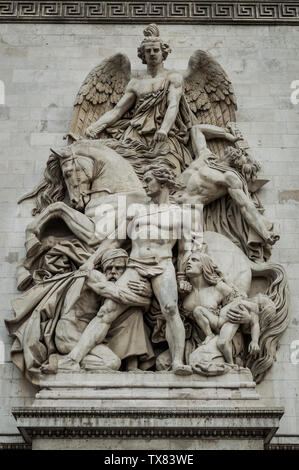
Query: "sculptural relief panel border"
0 1 299 24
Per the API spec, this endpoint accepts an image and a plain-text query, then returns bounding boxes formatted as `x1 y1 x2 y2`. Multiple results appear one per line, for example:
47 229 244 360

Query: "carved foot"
172 363 193 376
57 356 81 372
40 363 57 375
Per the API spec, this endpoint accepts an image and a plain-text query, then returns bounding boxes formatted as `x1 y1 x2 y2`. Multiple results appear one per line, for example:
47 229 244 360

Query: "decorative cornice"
12 406 285 420
0 1 299 25
12 406 284 442
0 443 31 450
25 427 273 440
267 444 299 450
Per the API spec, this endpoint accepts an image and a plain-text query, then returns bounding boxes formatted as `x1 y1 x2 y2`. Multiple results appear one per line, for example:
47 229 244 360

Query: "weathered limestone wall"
0 23 298 446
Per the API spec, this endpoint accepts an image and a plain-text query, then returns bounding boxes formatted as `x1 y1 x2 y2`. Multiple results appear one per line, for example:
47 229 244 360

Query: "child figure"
194 293 276 364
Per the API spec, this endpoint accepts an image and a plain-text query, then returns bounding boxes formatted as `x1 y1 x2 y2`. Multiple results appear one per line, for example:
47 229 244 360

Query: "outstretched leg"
58 267 146 370
58 299 127 370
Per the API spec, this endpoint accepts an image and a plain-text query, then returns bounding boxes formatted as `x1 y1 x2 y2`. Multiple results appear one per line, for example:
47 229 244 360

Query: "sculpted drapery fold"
6 24 289 384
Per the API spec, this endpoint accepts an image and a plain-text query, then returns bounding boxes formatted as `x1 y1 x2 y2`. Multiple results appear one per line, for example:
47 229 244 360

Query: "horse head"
51 145 95 212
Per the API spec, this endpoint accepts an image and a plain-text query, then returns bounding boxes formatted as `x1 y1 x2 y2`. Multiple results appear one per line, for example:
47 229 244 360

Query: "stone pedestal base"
12 369 283 450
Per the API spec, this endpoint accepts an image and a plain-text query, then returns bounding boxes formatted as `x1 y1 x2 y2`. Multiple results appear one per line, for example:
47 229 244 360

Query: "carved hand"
128 280 152 298
248 341 260 357
226 304 251 324
178 279 192 294
85 123 107 138
154 129 168 143
224 130 242 144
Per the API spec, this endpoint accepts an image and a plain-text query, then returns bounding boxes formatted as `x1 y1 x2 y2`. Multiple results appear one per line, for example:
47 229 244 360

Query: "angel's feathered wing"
68 53 131 139
184 50 237 156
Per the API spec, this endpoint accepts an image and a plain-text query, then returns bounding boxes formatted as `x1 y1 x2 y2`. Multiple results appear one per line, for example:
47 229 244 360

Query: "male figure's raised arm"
225 171 278 245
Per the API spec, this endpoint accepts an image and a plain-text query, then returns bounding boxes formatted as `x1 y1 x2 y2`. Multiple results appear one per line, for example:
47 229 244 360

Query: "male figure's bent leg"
58 300 127 368
193 306 218 344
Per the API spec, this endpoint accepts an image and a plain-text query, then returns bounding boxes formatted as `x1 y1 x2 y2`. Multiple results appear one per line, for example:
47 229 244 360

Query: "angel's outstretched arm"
86 81 136 137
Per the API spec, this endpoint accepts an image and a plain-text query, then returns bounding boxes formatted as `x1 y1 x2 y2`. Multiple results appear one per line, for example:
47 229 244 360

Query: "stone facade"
0 22 299 448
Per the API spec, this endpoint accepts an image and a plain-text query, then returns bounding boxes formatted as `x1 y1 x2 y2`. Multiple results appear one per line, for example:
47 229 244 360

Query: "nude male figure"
176 124 279 246
58 163 194 375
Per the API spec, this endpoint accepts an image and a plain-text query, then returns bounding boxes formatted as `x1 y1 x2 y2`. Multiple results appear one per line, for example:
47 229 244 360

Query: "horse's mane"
18 151 101 215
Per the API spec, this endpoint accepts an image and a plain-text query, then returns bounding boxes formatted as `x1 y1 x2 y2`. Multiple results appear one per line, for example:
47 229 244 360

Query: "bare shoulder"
216 281 233 296
167 70 184 87
125 77 138 94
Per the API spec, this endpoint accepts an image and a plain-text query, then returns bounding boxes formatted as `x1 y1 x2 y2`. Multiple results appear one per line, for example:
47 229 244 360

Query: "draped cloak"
204 157 272 262
103 81 270 262
5 238 154 385
104 82 195 177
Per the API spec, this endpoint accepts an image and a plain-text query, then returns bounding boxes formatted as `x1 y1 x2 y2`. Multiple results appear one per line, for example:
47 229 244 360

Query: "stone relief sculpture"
6 24 290 386
42 247 154 375
58 161 194 376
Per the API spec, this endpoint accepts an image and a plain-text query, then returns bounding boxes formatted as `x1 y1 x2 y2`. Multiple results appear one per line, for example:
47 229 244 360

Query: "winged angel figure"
8 24 288 384
67 23 277 262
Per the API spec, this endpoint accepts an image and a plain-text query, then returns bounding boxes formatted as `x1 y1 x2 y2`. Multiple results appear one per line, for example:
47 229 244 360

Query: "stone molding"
0 443 31 450
13 406 284 444
13 407 284 419
267 444 299 450
0 1 299 25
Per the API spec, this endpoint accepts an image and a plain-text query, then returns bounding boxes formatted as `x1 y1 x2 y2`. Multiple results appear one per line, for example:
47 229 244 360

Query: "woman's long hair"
247 263 290 383
195 252 224 286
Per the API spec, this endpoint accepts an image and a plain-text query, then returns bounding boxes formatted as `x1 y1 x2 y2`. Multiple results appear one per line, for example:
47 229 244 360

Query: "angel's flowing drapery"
105 82 195 175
